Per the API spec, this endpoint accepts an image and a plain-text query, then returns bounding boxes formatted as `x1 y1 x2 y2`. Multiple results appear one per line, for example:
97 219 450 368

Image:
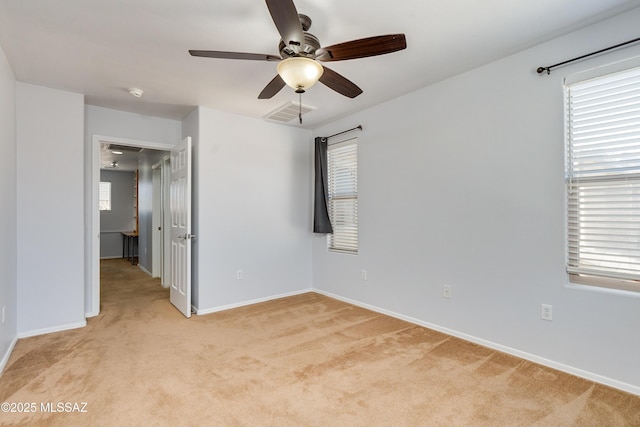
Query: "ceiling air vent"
263 101 317 123
106 144 143 152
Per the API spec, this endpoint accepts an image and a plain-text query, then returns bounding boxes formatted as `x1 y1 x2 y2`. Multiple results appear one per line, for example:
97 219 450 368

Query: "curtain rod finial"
537 66 550 75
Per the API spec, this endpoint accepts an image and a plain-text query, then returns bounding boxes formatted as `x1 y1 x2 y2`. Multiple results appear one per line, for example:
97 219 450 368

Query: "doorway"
88 135 175 317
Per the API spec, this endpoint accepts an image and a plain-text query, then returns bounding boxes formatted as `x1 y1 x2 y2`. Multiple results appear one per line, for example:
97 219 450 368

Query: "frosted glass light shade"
277 57 324 92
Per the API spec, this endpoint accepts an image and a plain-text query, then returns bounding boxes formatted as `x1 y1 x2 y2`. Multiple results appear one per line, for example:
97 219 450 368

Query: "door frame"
151 160 162 280
162 155 171 286
88 135 176 317
152 155 171 286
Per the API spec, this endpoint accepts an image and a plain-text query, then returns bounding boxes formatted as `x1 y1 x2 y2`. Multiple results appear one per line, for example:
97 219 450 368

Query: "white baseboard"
99 255 123 260
137 264 152 277
0 336 18 375
17 320 87 339
313 289 640 397
194 288 314 316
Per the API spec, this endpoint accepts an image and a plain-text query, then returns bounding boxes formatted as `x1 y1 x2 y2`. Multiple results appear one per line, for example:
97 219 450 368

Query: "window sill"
568 273 640 296
328 248 358 255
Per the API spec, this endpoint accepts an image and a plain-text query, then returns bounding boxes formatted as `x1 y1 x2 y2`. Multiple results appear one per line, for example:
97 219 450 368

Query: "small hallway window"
99 181 111 211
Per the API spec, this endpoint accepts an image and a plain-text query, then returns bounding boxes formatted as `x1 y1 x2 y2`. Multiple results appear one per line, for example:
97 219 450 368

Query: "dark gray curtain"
313 137 333 233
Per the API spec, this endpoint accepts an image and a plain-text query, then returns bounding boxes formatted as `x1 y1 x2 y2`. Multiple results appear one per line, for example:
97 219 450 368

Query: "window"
327 138 358 254
565 64 640 290
99 181 112 211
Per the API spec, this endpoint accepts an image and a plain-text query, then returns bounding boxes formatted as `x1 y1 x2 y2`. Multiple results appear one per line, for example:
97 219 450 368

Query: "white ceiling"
2 0 640 129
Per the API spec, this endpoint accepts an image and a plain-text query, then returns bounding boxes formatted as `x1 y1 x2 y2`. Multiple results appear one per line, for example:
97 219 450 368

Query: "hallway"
100 258 167 314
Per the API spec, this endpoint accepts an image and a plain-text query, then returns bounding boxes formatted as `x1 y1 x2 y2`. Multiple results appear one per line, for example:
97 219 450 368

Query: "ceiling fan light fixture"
277 57 323 92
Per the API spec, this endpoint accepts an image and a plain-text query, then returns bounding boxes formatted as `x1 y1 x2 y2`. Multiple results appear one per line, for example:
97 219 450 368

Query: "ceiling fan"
189 0 407 100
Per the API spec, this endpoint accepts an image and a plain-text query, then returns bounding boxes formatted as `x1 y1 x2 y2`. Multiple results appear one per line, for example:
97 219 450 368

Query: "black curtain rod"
327 125 363 139
537 36 640 75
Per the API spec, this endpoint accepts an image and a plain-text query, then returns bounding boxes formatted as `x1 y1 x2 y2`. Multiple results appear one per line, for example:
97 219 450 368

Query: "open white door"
169 137 192 318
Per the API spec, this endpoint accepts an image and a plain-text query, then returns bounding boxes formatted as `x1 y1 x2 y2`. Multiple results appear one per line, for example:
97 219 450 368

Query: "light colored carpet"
1 259 639 426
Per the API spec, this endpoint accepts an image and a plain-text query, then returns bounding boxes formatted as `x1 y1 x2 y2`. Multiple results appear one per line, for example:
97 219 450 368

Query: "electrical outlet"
442 285 451 299
236 269 243 280
361 270 367 281
541 304 553 321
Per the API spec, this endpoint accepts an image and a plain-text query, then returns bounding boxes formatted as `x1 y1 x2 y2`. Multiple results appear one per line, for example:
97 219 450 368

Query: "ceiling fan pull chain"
299 92 303 124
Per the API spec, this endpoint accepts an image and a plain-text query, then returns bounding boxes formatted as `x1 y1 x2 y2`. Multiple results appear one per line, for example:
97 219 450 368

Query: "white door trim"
162 155 171 286
88 135 176 317
151 164 162 279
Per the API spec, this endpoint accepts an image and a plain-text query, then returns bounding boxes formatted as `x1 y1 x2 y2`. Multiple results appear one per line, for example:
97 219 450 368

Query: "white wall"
84 105 182 312
0 45 17 369
190 107 313 312
100 170 136 232
85 106 183 144
137 148 169 272
99 170 136 258
16 83 85 335
312 8 640 393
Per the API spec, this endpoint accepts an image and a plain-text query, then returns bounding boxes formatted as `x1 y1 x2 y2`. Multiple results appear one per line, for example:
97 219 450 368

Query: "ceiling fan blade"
319 66 363 98
258 75 286 99
316 34 407 62
265 0 305 51
189 50 281 61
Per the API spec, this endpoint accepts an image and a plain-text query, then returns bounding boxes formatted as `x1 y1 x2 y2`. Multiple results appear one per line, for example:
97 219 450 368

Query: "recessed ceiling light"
128 88 144 98
111 150 124 155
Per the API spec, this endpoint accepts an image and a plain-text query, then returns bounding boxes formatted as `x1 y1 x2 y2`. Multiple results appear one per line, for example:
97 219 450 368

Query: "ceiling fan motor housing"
278 14 318 58
298 14 312 31
280 32 321 58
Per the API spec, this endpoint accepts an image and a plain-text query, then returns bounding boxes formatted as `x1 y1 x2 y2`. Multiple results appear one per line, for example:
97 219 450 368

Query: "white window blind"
566 65 640 282
99 181 112 211
328 139 358 254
